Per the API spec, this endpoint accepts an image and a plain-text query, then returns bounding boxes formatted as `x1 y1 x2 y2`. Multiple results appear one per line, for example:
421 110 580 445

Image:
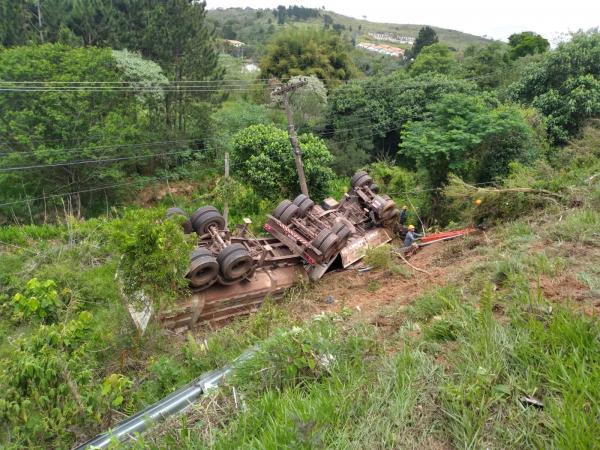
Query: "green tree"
509 32 600 144
0 0 33 46
260 27 356 87
0 44 179 219
326 73 476 174
508 31 549 60
399 93 542 187
462 42 513 89
410 43 459 77
142 0 222 132
231 124 335 200
407 25 439 60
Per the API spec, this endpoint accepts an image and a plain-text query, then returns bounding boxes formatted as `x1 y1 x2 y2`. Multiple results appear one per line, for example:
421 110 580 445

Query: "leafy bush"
400 93 543 187
231 124 335 200
108 209 195 308
260 27 356 86
11 278 62 323
0 312 101 448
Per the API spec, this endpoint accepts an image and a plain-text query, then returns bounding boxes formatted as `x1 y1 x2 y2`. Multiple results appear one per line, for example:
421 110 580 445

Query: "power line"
0 147 205 172
0 137 204 157
0 78 279 84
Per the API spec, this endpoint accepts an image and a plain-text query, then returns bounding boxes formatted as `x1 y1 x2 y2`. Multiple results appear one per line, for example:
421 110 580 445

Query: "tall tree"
260 27 355 87
407 26 439 60
142 0 222 132
0 0 34 46
508 31 549 60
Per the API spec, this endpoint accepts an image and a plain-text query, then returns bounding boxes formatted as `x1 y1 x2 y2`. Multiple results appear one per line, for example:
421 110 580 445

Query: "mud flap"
340 228 392 268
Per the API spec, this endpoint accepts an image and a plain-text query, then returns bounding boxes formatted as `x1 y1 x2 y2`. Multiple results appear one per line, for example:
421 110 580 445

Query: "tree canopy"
231 124 334 200
407 26 439 60
399 93 542 187
410 43 459 77
508 31 550 60
509 32 600 144
260 27 356 86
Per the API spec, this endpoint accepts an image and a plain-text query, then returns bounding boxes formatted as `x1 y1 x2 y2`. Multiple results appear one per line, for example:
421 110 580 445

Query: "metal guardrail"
73 349 255 450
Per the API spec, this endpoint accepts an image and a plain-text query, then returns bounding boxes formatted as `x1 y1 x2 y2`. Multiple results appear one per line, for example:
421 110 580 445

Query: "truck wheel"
331 222 351 242
351 171 373 188
273 199 292 219
297 197 315 217
375 196 397 220
217 244 254 281
311 229 332 249
369 183 380 193
279 203 299 225
191 208 225 235
187 248 219 289
166 207 193 234
292 194 309 206
318 232 339 255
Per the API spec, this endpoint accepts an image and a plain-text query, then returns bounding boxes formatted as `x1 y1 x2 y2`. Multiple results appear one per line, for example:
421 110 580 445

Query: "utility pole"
36 0 44 43
273 79 309 197
223 151 230 227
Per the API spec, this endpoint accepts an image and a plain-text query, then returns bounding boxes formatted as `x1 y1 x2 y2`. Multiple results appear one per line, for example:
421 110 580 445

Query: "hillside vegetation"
207 6 491 53
0 2 599 448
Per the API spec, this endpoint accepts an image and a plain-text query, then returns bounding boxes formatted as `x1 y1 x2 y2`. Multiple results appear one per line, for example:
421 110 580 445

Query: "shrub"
107 208 195 308
11 278 62 323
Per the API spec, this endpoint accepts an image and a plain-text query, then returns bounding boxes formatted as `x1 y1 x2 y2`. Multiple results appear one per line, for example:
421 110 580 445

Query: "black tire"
167 207 193 234
166 207 188 218
273 199 292 219
292 194 309 206
351 171 369 187
279 203 299 225
187 254 219 288
298 198 315 217
353 173 373 189
193 210 225 234
384 208 400 221
311 229 332 249
190 247 212 261
319 232 339 254
331 222 351 241
190 205 218 223
369 183 380 193
217 244 254 281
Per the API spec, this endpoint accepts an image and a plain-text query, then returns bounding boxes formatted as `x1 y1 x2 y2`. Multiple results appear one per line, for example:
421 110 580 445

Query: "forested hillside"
1 1 599 448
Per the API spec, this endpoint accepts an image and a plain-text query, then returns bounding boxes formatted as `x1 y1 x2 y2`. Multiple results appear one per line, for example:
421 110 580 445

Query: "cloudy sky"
207 0 599 42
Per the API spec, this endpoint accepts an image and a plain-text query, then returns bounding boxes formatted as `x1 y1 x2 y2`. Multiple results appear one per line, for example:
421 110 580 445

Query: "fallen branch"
393 250 431 275
446 176 566 205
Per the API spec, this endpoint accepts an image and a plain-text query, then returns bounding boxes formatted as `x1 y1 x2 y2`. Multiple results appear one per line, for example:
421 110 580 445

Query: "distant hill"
207 7 492 58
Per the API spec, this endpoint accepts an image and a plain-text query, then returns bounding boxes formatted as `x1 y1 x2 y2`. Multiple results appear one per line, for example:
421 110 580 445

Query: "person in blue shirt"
399 205 408 225
403 224 422 248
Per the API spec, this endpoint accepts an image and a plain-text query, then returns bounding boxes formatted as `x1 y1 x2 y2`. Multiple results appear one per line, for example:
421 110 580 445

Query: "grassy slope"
207 7 492 51
1 127 599 448
129 206 600 447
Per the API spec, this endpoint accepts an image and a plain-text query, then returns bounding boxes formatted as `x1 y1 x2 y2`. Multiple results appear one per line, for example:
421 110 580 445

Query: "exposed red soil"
311 239 482 320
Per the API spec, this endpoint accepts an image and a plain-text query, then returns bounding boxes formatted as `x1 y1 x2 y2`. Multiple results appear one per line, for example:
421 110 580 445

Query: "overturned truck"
160 171 398 332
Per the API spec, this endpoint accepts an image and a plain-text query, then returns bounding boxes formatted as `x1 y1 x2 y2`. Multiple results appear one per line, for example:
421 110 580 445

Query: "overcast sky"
206 0 599 43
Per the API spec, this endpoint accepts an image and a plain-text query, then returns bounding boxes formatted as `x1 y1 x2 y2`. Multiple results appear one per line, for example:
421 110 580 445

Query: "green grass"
549 209 600 245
